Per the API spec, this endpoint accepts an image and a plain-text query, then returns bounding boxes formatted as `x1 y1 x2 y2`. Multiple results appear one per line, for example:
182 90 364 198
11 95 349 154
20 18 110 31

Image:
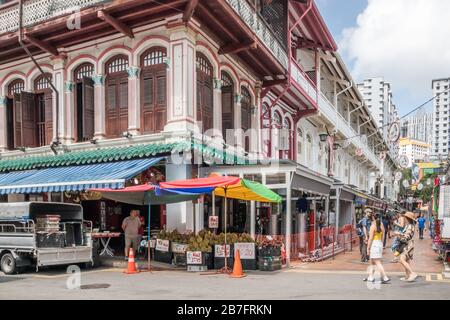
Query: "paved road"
1 266 449 300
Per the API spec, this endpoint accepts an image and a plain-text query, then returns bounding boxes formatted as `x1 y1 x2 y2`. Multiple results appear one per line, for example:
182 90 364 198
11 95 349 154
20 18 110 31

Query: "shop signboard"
171 243 188 254
234 243 255 260
156 239 170 252
438 186 450 219
186 251 203 265
215 244 231 258
355 196 367 205
209 215 219 229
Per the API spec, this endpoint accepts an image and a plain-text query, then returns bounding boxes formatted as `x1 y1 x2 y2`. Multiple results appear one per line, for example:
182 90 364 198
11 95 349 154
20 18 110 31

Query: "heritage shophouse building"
0 0 397 262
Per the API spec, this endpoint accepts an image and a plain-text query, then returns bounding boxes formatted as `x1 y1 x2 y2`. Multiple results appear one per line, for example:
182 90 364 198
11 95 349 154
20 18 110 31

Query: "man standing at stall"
122 210 142 260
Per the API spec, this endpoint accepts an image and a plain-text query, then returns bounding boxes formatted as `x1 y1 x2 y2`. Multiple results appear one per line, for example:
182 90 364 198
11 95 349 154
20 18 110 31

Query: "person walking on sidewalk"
417 214 426 240
396 211 418 282
382 214 390 248
358 209 373 263
364 213 390 284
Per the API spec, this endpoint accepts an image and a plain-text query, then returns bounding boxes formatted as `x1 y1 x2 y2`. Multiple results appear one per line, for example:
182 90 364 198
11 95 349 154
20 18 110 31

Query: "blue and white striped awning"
0 157 163 195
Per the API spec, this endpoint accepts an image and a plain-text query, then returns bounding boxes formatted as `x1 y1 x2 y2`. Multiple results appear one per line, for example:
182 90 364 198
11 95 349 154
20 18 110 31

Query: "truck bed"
37 246 92 267
0 233 34 251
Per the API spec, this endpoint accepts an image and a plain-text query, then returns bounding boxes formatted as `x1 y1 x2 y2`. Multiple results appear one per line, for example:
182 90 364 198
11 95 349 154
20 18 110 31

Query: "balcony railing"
225 0 289 69
290 57 381 168
0 0 110 35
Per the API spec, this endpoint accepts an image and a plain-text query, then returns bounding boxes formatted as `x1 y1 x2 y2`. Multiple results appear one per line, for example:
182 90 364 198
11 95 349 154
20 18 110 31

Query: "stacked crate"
35 215 65 248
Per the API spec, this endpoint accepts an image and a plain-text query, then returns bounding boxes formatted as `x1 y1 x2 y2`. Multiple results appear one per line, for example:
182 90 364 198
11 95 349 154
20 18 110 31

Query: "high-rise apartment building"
357 77 398 142
399 138 431 166
400 112 433 146
431 78 450 159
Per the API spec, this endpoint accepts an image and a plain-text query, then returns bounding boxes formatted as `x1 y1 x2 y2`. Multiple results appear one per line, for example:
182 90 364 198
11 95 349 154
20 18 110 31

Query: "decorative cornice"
64 81 74 93
214 78 222 90
92 75 105 86
127 66 140 78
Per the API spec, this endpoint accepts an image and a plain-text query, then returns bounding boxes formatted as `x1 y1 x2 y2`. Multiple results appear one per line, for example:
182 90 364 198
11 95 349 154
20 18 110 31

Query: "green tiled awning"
0 140 249 172
0 142 190 172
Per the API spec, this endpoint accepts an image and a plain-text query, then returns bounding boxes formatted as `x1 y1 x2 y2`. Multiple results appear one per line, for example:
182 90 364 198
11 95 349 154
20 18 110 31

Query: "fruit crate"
214 244 234 269
258 256 282 271
154 249 173 264
258 246 281 257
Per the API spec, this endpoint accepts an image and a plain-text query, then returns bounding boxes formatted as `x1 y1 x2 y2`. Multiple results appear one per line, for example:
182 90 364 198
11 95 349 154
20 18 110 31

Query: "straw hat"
364 208 373 214
404 211 417 222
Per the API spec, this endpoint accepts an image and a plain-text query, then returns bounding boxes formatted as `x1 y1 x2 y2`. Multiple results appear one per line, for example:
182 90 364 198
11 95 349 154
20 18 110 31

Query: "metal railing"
0 0 110 34
290 59 317 102
0 219 35 233
225 0 289 69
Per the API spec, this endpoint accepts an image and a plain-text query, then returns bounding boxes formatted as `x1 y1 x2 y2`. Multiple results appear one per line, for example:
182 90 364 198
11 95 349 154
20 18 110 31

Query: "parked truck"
0 202 97 274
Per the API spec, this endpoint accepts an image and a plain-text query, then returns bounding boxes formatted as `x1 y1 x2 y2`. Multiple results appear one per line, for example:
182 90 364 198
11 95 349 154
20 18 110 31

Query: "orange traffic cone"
124 248 140 274
230 249 246 278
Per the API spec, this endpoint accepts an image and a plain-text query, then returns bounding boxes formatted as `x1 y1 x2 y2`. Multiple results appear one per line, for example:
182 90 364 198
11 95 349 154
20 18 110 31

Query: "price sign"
171 243 188 254
234 243 255 260
156 239 170 252
186 251 203 265
214 244 231 258
209 216 219 229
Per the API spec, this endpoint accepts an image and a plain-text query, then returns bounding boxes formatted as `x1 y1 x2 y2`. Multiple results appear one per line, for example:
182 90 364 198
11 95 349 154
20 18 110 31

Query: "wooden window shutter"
156 73 166 105
44 92 53 145
13 94 22 148
19 92 37 148
119 77 128 134
82 77 95 140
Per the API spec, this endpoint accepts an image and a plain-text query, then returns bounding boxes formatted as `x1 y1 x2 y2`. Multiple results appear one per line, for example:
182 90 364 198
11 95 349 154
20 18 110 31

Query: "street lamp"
319 132 328 142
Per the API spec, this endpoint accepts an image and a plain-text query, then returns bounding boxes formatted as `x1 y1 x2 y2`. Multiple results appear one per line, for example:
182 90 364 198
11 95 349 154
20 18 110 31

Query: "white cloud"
340 0 450 99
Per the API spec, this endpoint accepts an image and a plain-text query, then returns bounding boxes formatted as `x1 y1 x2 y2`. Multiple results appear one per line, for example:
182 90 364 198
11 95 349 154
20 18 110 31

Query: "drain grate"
80 283 111 290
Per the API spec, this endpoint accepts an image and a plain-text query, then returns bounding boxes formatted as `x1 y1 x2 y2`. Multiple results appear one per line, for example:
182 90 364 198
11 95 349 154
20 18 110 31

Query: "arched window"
221 71 234 140
306 133 313 167
297 128 303 164
34 73 52 92
282 117 293 160
273 111 282 128
34 73 53 147
241 86 252 152
74 63 94 81
196 53 213 132
261 103 271 157
7 79 24 97
73 62 95 142
141 47 167 134
105 55 129 138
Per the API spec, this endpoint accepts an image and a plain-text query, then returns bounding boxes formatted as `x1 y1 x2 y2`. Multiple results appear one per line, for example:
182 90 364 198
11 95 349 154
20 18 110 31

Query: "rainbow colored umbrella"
159 176 281 272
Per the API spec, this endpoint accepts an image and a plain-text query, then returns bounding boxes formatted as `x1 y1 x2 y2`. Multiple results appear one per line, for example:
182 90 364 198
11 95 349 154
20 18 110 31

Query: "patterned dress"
398 223 415 261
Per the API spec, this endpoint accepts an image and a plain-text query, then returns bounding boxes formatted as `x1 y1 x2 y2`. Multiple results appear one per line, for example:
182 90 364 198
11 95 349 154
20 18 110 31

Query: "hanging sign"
394 171 402 182
388 122 400 143
209 215 219 229
417 183 424 191
234 243 256 260
186 251 203 265
379 151 386 160
402 180 410 188
399 155 409 168
156 239 170 252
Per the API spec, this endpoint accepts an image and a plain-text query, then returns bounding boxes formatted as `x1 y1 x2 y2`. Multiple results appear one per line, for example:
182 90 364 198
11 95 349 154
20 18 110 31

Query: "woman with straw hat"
395 211 418 282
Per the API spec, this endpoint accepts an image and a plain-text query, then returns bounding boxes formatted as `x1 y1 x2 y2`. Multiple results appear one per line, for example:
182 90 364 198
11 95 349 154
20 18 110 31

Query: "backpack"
356 219 365 237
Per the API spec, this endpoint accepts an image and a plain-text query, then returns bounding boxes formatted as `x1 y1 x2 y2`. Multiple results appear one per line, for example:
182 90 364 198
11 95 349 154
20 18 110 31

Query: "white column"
234 93 242 147
127 66 140 135
165 163 194 232
53 57 66 143
93 75 106 140
213 78 222 138
64 81 75 143
335 188 341 241
0 96 6 151
285 171 292 267
250 200 256 239
164 27 196 133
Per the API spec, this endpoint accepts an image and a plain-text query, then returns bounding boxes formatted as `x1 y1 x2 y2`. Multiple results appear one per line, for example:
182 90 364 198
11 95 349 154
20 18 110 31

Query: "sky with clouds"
315 0 450 117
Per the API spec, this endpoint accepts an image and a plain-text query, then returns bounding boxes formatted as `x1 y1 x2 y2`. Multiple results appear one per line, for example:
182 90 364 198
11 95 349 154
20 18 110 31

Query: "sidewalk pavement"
291 232 442 274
